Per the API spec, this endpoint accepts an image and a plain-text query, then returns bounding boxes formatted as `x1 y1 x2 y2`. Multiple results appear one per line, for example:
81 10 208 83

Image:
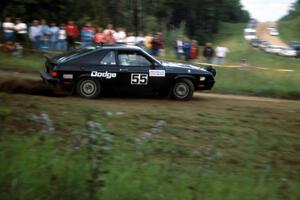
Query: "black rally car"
39 45 216 100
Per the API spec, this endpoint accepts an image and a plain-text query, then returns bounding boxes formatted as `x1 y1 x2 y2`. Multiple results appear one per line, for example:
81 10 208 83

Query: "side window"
100 51 116 65
68 51 107 65
118 52 151 67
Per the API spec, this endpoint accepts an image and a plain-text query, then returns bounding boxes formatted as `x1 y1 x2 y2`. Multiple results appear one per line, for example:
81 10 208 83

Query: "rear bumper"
39 69 59 85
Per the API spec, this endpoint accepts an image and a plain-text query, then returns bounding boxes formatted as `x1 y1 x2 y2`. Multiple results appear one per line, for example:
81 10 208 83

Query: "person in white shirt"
57 24 67 51
113 27 126 43
14 18 27 46
136 32 145 49
29 20 42 49
215 44 229 64
175 36 184 60
126 32 136 46
49 22 59 50
2 17 15 42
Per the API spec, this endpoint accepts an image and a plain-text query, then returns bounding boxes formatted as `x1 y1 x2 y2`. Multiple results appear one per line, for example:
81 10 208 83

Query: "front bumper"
39 69 59 85
197 79 215 90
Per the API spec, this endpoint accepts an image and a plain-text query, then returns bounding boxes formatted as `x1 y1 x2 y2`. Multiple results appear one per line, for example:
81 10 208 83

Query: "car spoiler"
45 55 59 65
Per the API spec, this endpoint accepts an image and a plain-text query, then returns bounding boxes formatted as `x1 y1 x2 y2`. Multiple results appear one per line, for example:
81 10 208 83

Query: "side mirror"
151 62 161 69
150 65 156 69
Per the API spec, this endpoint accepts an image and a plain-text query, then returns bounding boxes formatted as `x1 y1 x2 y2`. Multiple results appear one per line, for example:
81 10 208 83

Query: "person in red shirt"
190 40 199 63
104 31 116 45
65 20 79 50
156 32 164 56
94 27 105 45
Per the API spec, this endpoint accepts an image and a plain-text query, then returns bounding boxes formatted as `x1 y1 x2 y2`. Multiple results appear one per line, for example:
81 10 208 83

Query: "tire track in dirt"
0 79 66 97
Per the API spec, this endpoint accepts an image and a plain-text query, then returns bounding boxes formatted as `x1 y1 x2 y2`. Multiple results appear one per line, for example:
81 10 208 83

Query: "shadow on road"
0 78 206 102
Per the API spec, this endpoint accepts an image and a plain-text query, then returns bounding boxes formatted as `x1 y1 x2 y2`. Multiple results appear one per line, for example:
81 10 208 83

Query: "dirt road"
0 76 299 104
256 22 288 47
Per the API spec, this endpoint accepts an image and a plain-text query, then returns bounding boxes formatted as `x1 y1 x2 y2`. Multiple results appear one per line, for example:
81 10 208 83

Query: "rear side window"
67 50 107 65
100 51 116 65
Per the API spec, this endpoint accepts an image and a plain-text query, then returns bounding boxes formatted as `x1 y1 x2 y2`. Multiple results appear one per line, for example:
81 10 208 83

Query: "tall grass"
0 136 91 200
1 137 299 200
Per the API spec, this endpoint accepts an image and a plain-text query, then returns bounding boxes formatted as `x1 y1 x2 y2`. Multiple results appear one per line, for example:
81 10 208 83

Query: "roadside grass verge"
212 68 300 99
1 93 300 199
0 53 44 72
279 16 300 43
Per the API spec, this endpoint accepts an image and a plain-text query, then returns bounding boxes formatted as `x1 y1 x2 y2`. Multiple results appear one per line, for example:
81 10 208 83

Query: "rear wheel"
171 79 194 101
76 78 101 99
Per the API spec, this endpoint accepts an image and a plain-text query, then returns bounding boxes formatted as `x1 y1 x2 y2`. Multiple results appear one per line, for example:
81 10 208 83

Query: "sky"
241 0 297 21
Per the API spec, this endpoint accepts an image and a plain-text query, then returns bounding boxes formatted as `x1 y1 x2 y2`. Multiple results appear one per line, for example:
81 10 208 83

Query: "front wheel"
76 78 101 99
171 79 194 101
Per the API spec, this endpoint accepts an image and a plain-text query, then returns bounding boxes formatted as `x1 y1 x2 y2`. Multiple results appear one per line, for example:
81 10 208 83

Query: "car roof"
93 44 143 52
67 44 161 64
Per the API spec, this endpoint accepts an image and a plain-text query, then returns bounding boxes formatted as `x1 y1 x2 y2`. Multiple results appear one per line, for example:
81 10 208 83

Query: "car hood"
161 61 207 71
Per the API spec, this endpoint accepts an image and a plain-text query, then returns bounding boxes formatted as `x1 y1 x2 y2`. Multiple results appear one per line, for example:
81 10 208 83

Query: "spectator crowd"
1 17 229 64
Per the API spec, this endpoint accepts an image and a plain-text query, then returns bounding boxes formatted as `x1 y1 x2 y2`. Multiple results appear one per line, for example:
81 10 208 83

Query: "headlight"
199 76 206 81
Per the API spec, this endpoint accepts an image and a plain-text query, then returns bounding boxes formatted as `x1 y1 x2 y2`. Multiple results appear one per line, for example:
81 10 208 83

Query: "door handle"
120 68 128 72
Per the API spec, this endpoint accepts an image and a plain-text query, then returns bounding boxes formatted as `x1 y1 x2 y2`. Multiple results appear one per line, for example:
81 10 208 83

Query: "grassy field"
1 92 300 199
279 3 300 43
0 53 44 72
279 16 300 43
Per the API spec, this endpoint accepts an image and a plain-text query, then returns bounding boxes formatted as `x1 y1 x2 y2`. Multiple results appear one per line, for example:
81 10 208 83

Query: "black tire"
171 78 194 101
76 78 101 99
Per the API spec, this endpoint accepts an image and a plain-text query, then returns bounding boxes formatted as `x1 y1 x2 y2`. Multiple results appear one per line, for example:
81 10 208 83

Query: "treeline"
281 0 300 21
0 0 249 43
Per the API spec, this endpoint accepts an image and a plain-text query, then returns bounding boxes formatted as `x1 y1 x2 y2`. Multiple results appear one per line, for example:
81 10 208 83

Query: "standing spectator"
103 24 115 36
2 17 15 42
105 31 116 45
49 22 59 50
113 27 126 43
40 19 50 50
14 18 27 47
144 33 153 53
203 42 215 64
94 27 105 45
190 40 199 63
150 34 160 56
126 32 136 46
57 24 67 51
215 43 229 64
156 32 164 56
136 32 145 49
65 20 78 50
183 37 192 61
175 36 184 60
81 22 96 47
29 20 42 49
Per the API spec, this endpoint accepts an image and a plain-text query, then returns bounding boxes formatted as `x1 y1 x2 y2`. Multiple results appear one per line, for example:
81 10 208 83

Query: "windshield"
140 49 161 65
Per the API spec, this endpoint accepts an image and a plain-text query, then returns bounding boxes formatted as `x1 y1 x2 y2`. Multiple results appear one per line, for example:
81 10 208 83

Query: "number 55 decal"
131 74 148 85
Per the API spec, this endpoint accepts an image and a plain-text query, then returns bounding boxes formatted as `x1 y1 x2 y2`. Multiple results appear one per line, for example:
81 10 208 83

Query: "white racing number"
131 74 148 85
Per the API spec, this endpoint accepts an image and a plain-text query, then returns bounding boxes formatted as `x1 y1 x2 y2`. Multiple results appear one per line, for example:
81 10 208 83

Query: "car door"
94 50 119 87
116 50 153 92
